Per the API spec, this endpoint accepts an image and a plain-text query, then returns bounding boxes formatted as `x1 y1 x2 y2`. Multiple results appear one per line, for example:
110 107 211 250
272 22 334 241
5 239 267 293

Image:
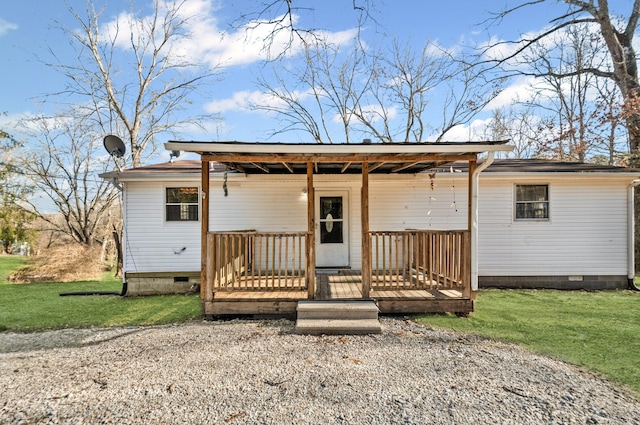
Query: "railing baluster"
381 233 386 285
366 230 468 292
278 235 283 288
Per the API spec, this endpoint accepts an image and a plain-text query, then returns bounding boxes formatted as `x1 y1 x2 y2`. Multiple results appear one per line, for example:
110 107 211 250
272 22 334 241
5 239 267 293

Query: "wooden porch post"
201 160 211 302
361 161 371 298
465 159 477 300
306 162 316 298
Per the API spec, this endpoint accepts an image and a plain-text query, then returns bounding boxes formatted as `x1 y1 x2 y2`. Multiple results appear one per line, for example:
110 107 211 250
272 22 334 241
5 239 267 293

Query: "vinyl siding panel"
478 176 629 276
124 182 201 272
122 172 632 278
209 182 308 232
370 178 468 231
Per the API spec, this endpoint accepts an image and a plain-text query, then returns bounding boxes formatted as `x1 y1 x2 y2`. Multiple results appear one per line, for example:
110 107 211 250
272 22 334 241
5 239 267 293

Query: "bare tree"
487 0 639 164
483 107 541 159
352 41 447 143
232 0 377 59
46 0 220 167
520 23 611 162
254 38 503 143
254 37 373 143
590 78 628 165
17 114 119 246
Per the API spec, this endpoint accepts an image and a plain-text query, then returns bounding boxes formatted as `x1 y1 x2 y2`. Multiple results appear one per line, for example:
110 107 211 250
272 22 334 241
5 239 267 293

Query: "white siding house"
104 159 639 295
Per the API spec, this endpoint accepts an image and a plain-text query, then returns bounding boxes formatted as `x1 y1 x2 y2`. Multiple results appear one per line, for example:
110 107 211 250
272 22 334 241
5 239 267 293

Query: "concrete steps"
295 300 381 335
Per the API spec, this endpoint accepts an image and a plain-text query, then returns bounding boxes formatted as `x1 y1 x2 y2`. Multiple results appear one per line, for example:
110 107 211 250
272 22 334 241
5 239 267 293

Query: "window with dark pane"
166 187 199 221
515 184 549 220
319 196 343 243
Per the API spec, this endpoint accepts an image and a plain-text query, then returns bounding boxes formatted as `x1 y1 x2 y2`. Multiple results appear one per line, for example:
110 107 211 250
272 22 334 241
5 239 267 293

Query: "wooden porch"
162 141 512 318
205 270 471 316
203 230 472 316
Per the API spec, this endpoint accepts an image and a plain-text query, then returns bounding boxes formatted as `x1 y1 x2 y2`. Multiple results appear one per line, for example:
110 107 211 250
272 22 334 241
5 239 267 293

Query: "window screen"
166 187 199 221
515 184 549 220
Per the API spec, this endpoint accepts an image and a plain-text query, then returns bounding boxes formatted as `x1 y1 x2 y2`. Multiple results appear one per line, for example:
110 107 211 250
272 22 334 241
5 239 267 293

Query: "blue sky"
1 0 637 154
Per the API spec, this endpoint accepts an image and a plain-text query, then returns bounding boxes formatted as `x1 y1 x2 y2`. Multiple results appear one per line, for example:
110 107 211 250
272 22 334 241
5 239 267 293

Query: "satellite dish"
103 135 126 158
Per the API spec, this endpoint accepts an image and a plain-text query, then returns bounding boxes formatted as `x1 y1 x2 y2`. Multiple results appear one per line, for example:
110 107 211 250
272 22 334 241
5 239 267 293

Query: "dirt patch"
8 244 106 283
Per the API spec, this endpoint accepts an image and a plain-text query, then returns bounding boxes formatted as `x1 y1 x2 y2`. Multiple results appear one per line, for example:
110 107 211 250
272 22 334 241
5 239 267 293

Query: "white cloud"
98 0 359 70
0 18 18 36
204 88 311 114
485 76 536 110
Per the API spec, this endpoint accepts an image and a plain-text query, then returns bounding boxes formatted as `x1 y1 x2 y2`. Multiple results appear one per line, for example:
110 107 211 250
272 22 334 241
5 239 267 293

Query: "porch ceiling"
164 141 512 174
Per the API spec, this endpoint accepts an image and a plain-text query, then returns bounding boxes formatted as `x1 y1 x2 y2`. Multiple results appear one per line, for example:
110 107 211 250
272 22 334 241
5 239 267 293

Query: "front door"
316 191 349 267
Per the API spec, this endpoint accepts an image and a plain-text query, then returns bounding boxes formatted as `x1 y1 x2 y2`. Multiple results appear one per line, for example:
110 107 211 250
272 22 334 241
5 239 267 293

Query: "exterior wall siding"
121 171 633 293
477 177 629 277
124 183 201 275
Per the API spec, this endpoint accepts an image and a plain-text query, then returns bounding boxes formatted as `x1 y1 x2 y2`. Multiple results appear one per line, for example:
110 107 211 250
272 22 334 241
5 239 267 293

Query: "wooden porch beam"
465 158 477 300
340 162 352 173
361 161 371 298
227 163 246 173
201 160 211 302
306 162 316 299
390 161 422 173
281 162 294 173
368 162 384 172
202 153 476 164
250 162 270 173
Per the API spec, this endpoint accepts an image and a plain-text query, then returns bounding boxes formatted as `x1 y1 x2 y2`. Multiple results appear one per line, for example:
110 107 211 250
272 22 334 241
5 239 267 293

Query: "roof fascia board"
164 141 513 155
479 171 640 180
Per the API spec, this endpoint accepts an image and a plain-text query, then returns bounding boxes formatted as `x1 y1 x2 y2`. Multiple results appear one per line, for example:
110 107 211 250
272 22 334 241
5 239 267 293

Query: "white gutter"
628 180 640 284
110 177 123 191
471 152 496 291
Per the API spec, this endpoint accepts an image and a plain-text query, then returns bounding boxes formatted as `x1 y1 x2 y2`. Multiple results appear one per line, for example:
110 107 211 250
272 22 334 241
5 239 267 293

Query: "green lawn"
417 289 640 395
0 254 26 282
0 255 201 332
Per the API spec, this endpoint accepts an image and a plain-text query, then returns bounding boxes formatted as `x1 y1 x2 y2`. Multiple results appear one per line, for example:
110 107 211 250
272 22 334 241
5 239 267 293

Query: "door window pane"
319 196 343 243
321 221 343 243
320 197 342 219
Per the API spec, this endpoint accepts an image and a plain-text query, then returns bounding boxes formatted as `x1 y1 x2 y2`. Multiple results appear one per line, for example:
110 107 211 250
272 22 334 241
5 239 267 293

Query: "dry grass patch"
9 244 107 283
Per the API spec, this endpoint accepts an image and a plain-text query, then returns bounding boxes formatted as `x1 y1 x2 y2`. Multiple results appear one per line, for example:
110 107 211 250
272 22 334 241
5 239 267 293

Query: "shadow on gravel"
0 328 145 354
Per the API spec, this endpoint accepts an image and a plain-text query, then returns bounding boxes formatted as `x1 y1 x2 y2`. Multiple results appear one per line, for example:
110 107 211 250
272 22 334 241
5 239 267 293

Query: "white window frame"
165 186 200 222
514 184 550 221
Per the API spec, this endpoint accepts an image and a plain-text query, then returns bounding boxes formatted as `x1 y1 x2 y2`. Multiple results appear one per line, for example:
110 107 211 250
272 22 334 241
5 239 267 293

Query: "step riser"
295 300 381 335
297 311 379 320
295 319 382 335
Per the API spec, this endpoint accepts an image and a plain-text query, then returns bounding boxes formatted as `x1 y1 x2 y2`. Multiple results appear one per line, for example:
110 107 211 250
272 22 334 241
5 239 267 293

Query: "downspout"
470 152 495 291
627 180 640 291
109 176 128 296
110 177 123 191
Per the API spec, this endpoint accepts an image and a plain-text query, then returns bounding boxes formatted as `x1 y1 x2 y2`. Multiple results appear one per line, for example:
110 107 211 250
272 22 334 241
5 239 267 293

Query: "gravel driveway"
0 318 638 424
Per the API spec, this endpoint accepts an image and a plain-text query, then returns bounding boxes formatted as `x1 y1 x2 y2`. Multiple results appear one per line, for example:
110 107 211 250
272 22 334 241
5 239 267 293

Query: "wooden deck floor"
206 270 472 316
316 270 464 301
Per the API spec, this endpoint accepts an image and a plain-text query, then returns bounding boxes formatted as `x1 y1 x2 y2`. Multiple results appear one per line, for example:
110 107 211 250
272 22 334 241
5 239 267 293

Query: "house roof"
449 159 638 174
162 140 513 174
101 158 639 180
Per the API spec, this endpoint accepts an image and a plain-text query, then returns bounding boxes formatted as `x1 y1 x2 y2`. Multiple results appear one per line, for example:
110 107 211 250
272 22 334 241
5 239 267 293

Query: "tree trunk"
629 112 640 272
112 225 122 277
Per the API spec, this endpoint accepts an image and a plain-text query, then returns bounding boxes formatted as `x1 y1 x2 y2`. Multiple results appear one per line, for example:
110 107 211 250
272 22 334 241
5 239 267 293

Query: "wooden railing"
368 230 470 291
206 231 309 291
